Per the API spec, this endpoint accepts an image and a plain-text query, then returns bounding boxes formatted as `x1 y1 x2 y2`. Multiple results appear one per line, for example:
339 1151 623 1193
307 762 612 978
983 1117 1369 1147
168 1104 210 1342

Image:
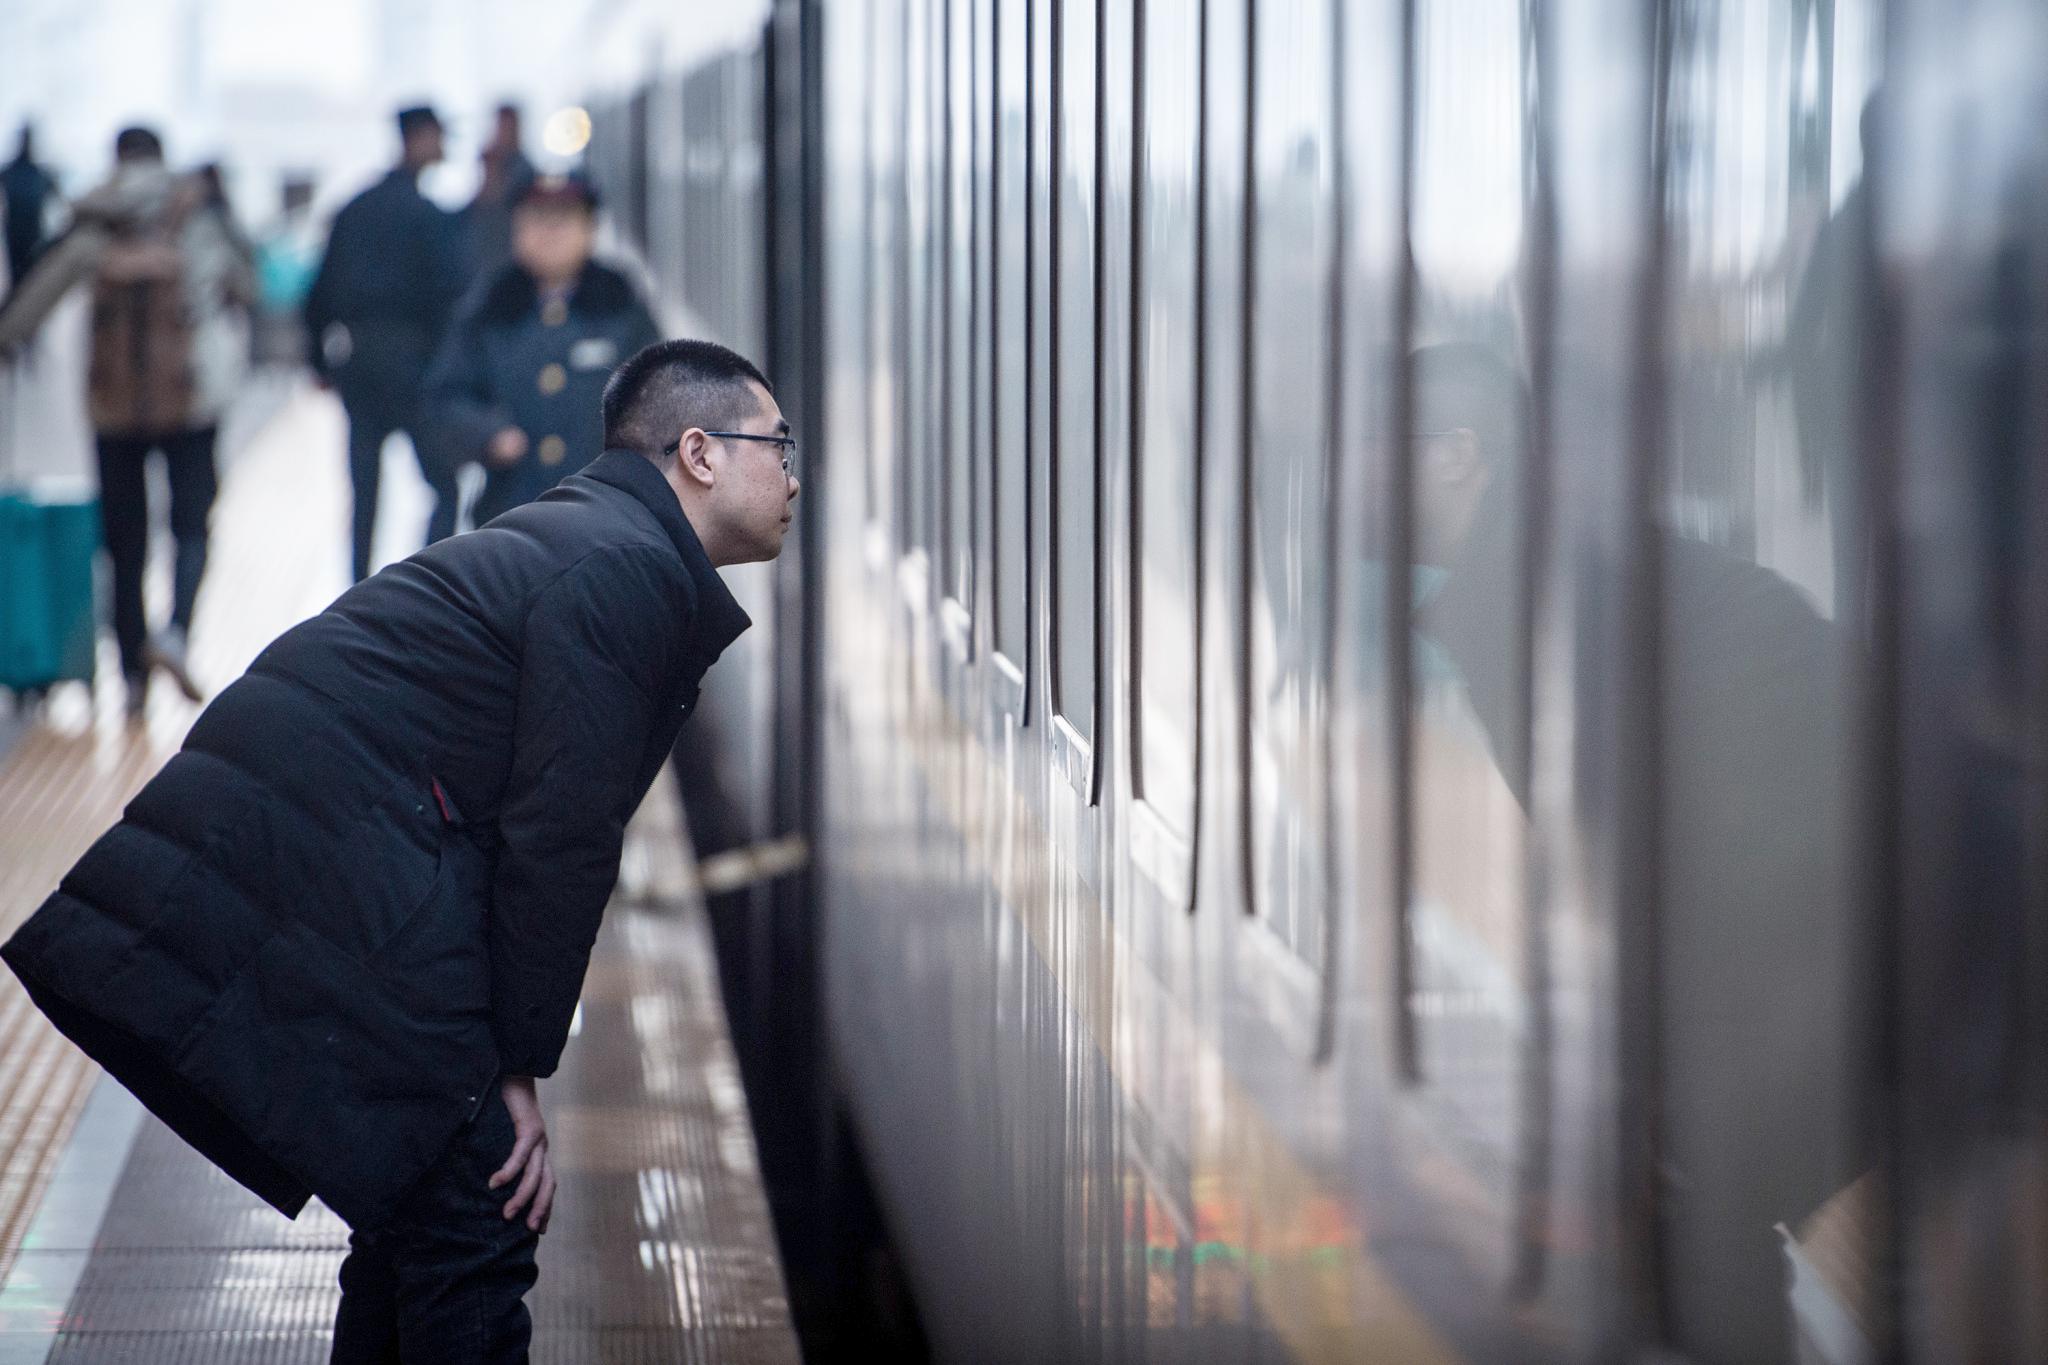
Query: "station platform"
0 384 797 1362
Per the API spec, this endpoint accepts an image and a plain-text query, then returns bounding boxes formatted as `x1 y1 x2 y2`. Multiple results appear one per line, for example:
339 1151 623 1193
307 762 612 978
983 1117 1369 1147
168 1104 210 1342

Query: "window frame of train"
1377 0 1567 1306
1046 0 1103 802
1227 0 1350 1049
1123 0 1202 911
980 0 1031 725
936 0 982 671
896 0 947 632
859 0 903 575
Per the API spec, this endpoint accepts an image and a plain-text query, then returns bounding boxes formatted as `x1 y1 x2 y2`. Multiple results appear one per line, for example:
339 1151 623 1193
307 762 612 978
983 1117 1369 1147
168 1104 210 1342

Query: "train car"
593 0 2048 1360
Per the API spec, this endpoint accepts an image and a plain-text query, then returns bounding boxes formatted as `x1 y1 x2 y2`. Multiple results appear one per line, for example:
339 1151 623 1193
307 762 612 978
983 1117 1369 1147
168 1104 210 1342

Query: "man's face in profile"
1413 426 1490 569
705 382 799 565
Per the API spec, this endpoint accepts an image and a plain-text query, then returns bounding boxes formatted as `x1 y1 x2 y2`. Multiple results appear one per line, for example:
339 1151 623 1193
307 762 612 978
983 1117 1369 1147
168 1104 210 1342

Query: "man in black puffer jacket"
2 338 800 1363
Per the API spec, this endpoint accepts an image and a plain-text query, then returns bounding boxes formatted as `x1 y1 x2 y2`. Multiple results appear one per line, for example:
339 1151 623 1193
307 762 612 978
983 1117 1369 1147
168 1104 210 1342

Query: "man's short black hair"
602 339 774 455
114 126 164 163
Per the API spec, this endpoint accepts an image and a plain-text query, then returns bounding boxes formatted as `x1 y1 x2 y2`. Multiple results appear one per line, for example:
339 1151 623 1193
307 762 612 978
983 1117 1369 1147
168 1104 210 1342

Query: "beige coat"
0 164 252 435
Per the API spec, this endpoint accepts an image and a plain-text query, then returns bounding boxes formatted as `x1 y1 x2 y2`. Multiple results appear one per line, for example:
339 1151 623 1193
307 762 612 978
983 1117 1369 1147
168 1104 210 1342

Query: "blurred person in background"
459 103 535 286
303 104 464 581
253 175 322 368
1 123 60 294
192 161 259 393
427 173 659 526
0 126 255 716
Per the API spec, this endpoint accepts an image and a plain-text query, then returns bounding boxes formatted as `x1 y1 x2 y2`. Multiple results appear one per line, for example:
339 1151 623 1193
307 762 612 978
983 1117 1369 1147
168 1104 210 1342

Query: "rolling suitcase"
0 361 100 694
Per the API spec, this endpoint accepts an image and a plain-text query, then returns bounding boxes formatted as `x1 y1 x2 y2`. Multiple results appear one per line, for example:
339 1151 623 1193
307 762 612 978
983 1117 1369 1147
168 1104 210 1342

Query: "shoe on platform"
144 628 204 703
122 670 149 722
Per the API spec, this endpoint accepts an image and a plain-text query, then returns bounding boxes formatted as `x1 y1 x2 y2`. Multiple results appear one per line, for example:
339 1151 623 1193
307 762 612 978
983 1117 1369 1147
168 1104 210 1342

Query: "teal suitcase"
0 489 99 691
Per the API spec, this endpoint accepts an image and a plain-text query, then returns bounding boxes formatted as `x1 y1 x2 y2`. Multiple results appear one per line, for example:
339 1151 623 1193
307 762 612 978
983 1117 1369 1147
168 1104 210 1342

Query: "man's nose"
787 476 801 500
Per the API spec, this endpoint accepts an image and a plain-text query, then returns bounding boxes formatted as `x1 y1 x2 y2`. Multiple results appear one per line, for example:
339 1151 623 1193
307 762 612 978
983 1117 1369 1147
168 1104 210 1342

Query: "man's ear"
677 428 716 489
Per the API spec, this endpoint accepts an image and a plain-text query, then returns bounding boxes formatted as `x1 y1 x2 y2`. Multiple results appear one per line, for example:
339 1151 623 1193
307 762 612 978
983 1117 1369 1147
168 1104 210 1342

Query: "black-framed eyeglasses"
662 430 798 478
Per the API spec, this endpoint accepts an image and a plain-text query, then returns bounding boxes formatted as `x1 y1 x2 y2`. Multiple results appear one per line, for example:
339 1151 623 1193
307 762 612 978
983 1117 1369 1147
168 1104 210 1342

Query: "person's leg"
471 472 516 532
161 426 219 636
404 404 461 546
329 1230 403 1365
344 396 393 582
385 1087 540 1363
92 433 151 686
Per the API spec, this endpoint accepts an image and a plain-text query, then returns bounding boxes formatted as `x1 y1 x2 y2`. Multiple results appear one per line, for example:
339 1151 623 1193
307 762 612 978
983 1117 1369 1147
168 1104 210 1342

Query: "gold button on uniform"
537 363 567 396
540 298 569 327
538 435 567 466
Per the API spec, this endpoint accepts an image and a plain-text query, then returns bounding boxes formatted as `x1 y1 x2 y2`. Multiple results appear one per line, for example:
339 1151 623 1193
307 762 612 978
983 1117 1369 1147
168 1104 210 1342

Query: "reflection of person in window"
1413 342 1863 1365
1786 91 1879 634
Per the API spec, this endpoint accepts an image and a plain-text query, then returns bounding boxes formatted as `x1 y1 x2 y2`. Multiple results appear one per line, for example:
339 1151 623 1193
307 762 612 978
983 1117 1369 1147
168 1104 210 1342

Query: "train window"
865 0 903 538
728 56 768 360
990 0 1029 681
1027 0 1054 716
1246 0 1339 970
942 0 978 611
1398 0 1533 1281
1051 0 1098 750
905 0 940 560
826 0 875 531
1131 0 1200 841
1650 5 1873 1357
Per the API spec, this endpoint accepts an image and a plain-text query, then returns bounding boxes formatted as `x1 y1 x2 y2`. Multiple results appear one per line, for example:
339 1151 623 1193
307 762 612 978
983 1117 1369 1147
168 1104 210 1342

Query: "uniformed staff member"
304 104 464 581
427 172 660 527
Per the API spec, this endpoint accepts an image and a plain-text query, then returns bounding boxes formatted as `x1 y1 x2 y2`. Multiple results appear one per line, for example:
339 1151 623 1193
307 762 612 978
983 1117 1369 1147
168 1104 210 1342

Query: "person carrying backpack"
0 126 254 715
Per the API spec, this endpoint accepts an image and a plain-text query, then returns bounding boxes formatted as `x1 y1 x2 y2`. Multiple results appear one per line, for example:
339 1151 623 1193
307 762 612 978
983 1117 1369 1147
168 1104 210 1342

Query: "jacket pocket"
372 828 492 1018
309 784 448 962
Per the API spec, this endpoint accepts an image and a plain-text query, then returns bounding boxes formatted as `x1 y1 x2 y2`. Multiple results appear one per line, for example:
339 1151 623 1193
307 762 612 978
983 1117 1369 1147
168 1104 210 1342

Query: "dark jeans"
343 390 457 582
329 1087 540 1364
93 426 217 679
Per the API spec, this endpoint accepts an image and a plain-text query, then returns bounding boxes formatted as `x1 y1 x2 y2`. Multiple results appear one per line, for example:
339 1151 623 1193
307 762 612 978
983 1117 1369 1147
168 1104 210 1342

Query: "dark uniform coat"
2 451 749 1230
302 170 462 404
426 261 660 525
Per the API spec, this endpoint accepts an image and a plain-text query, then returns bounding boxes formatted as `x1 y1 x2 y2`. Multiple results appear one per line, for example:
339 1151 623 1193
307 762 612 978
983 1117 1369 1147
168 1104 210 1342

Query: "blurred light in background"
0 0 767 227
542 106 592 158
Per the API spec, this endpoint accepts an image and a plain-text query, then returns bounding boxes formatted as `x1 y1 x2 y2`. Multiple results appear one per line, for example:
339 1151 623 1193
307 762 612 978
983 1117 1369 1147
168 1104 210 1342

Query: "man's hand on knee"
489 1074 555 1233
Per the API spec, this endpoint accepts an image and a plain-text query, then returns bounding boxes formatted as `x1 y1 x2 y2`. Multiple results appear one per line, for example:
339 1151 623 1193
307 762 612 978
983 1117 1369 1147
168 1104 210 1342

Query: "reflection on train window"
1653 4 1876 1359
827 1 875 530
905 0 939 557
1400 0 1531 1278
942 0 978 603
831 0 880 527
866 0 904 541
1246 0 1337 969
991 0 1029 669
970 0 996 610
1052 0 1098 740
1131 0 1199 832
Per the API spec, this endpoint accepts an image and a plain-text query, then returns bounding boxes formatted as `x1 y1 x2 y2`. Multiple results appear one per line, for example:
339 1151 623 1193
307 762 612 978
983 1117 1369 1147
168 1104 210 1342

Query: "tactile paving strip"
38 798 799 1362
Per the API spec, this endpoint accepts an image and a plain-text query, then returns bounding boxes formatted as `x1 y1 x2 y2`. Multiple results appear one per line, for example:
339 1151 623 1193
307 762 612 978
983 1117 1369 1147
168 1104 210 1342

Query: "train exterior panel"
596 0 2048 1359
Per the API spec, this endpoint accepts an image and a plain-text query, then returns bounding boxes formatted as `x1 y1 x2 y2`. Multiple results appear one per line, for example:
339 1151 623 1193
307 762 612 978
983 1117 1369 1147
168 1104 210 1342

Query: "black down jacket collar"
576 447 752 655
